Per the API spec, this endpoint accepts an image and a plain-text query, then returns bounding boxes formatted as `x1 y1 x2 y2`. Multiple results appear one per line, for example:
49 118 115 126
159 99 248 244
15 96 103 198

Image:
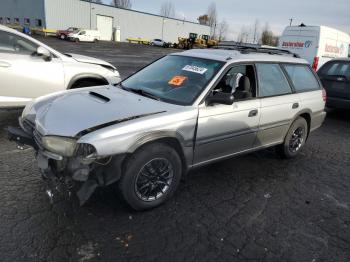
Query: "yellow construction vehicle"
199 35 218 48
177 33 198 49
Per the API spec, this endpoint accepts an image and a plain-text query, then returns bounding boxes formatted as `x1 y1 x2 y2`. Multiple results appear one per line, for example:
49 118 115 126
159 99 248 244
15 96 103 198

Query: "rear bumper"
326 97 350 110
310 110 327 132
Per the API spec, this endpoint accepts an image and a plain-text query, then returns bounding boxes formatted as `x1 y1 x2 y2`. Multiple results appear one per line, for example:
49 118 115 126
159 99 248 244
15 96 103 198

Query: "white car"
68 30 100 43
0 25 121 108
150 39 167 47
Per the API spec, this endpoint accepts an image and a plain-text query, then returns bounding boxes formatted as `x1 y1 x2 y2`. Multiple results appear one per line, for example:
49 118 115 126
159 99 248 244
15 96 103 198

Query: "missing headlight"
75 143 96 158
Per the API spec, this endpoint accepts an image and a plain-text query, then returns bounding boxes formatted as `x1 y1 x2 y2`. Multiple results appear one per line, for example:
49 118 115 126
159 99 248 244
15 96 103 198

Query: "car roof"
327 58 350 62
174 48 309 64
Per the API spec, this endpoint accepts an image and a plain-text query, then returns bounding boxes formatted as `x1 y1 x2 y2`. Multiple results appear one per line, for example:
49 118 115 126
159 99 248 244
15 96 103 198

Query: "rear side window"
284 64 320 91
256 64 292 97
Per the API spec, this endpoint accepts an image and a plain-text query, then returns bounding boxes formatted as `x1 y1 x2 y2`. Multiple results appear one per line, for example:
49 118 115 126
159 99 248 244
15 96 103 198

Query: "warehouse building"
0 0 210 43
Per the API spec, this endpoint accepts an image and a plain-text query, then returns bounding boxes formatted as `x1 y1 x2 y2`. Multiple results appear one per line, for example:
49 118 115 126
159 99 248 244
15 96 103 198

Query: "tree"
110 0 132 9
252 19 260 44
237 25 249 43
260 23 278 46
160 1 175 18
217 20 228 41
207 2 218 38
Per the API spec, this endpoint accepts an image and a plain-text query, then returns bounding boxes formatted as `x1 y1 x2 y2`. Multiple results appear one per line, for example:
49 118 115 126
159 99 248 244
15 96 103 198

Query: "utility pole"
89 0 92 29
289 18 293 26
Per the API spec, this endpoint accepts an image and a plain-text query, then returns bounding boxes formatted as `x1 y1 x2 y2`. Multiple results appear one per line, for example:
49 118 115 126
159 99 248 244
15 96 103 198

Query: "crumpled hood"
65 53 116 69
30 86 177 137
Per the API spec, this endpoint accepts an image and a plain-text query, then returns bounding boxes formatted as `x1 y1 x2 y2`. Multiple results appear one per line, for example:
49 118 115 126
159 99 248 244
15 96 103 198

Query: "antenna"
289 18 293 26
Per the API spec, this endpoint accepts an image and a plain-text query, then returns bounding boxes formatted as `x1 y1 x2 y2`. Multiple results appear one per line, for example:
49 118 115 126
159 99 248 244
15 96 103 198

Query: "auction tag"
182 65 208 74
168 76 188 86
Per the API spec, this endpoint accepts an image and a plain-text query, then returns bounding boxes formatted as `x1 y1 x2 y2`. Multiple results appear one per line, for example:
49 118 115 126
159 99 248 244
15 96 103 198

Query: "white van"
279 25 350 71
68 30 100 43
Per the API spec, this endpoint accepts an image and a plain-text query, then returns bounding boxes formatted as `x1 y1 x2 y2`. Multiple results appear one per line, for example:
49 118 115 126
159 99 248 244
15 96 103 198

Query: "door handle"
248 109 258 117
0 61 11 68
292 103 299 109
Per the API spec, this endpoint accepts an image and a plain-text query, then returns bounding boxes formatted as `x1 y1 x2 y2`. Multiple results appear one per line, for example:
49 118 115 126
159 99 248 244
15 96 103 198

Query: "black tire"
60 34 66 40
94 38 98 43
277 117 308 159
119 143 182 210
75 38 79 43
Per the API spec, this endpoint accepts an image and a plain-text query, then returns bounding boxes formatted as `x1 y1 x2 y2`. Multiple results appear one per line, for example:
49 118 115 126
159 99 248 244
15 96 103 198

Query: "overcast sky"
104 0 350 40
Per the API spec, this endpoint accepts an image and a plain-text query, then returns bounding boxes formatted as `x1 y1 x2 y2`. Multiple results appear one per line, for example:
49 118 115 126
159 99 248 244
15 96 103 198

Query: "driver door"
194 64 260 165
0 30 64 107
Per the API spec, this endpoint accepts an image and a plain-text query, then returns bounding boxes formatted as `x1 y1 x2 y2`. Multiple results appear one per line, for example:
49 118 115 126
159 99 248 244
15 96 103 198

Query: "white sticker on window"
182 65 208 74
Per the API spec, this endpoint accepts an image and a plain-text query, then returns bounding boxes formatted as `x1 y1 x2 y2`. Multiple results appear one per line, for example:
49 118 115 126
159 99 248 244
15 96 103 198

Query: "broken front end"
7 119 124 205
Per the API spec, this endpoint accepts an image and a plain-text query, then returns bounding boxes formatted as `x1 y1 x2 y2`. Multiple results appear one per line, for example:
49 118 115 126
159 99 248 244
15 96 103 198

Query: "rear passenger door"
255 63 300 147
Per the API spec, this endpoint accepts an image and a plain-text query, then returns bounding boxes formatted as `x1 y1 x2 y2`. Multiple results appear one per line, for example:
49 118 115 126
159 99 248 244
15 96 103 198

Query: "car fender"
67 73 109 89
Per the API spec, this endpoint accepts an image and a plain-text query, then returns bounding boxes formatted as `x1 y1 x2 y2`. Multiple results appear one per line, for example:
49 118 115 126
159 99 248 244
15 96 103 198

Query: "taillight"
322 88 327 102
312 57 319 71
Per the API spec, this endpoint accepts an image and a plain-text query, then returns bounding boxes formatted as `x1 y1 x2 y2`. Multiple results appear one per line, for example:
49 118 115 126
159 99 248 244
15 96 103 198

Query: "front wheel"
119 143 182 210
60 34 66 40
277 117 308 159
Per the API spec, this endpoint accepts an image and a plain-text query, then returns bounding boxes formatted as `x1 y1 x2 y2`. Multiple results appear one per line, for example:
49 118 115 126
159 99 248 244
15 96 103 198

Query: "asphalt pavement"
0 37 349 262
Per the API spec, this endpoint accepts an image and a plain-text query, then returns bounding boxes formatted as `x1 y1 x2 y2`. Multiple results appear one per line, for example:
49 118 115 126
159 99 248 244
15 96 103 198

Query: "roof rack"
216 42 300 58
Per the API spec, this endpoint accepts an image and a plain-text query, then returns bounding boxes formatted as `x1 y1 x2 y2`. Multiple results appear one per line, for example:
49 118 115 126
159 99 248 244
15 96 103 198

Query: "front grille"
33 130 44 150
23 119 35 133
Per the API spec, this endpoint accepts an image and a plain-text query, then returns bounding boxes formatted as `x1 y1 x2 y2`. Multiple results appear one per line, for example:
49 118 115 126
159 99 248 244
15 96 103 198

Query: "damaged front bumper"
7 126 125 205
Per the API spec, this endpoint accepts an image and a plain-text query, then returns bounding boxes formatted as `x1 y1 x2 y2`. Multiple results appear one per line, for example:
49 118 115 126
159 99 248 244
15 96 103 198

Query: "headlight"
42 136 77 157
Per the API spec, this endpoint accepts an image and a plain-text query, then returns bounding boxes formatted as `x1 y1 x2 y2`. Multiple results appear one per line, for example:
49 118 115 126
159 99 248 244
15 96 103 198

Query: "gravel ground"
0 37 349 262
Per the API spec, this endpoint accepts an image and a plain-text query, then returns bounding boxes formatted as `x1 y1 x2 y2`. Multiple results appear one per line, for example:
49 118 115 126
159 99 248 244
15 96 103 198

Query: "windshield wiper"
121 85 161 101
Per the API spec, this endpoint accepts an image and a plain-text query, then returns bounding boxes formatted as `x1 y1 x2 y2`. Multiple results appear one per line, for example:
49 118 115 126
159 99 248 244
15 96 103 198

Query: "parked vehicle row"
0 25 120 108
8 45 326 210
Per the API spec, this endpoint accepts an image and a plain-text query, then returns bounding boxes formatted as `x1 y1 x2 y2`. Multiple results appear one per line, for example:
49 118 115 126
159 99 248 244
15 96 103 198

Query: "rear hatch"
318 61 350 99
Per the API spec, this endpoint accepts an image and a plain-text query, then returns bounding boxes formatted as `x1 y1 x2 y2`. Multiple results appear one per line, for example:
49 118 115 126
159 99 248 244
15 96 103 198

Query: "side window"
337 63 350 79
284 64 320 91
0 31 38 55
214 64 256 100
79 31 86 35
256 64 292 97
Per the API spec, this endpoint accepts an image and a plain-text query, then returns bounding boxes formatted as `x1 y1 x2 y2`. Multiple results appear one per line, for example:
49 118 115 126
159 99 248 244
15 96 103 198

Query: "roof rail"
216 42 300 58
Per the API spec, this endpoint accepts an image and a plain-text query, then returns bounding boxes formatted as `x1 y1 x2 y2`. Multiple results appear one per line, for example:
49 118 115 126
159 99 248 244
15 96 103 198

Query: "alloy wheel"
134 158 174 202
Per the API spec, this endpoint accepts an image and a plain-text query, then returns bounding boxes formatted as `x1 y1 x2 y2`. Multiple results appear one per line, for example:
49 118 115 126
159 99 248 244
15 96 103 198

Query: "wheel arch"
68 73 108 89
293 109 312 138
125 131 191 175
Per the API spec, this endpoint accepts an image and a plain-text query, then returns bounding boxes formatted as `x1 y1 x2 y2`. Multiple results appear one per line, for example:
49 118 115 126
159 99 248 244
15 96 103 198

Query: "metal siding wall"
0 0 46 27
44 0 210 43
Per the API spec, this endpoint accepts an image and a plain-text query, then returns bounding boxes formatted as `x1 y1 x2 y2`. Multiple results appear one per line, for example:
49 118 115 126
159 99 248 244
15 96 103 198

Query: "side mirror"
206 92 234 106
36 46 51 61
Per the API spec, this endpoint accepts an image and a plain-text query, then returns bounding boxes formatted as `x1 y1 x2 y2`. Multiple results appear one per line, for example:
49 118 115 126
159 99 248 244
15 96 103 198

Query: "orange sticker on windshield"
168 76 188 86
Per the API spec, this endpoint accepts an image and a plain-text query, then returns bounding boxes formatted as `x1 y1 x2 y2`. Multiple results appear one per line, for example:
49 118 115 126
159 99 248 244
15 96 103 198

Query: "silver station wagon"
8 47 326 210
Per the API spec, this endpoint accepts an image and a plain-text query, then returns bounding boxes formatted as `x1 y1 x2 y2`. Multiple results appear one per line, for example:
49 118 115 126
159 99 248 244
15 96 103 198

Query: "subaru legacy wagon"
8 47 326 210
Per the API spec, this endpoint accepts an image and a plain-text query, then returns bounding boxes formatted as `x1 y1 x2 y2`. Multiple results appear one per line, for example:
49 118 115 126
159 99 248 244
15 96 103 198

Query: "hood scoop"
88 91 110 103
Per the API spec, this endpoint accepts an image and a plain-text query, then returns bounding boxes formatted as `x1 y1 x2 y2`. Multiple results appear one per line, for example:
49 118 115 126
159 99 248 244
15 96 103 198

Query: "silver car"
0 25 121 108
8 48 326 210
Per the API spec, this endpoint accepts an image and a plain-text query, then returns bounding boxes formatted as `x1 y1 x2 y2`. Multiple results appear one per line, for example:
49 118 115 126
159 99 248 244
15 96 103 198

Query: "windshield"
121 55 224 105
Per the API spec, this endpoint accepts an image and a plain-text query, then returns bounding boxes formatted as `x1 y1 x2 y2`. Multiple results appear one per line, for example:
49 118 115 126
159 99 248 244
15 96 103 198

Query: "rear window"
284 64 320 92
320 62 350 79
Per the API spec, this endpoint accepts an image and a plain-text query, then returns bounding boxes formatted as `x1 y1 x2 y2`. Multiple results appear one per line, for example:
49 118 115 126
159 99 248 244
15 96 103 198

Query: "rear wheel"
118 143 182 210
94 38 98 43
277 117 308 159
